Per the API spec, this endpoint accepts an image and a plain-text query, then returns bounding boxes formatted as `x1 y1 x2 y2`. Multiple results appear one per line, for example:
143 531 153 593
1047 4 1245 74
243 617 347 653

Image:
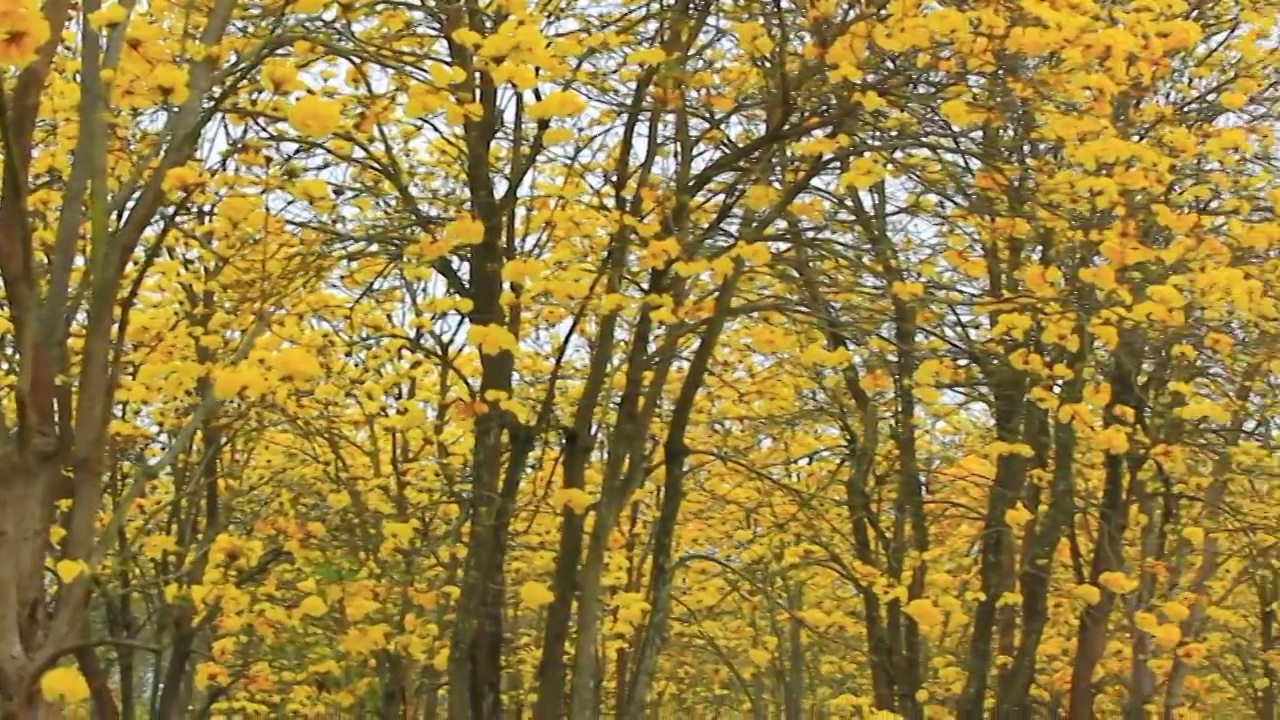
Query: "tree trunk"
533 505 584 719
889 299 927 720
568 531 612 720
567 274 674 719
958 383 1029 719
1124 491 1162 720
1260 583 1277 720
783 585 803 720
155 609 197 719
75 644 120 720
1069 331 1144 719
444 13 518 716
996 289 1087 715
792 245 895 711
534 286 628 719
449 461 509 720
996 374 1082 717
376 652 404 719
0 456 69 712
1163 384 1249 716
0 684 64 720
620 444 686 720
621 266 740 719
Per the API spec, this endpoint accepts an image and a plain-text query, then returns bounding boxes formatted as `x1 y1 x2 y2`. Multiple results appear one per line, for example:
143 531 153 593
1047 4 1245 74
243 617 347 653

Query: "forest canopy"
0 0 1278 717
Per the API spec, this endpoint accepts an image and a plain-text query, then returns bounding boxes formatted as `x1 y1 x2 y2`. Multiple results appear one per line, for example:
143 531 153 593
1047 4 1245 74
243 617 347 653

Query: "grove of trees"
0 0 1277 717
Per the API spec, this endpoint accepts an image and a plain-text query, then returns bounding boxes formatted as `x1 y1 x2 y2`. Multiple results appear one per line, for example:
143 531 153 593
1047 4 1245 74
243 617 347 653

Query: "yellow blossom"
55 559 87 583
1161 601 1191 623
88 3 128 28
1071 585 1102 605
40 666 90 705
543 127 575 144
1005 502 1033 528
1219 91 1246 110
274 346 322 380
1093 426 1129 455
0 3 50 68
1133 611 1159 634
152 64 190 104
467 324 518 355
527 90 586 120
432 648 449 671
552 487 593 515
444 216 487 245
298 595 328 617
1154 623 1183 650
288 95 342 137
519 581 554 609
903 598 944 629
1098 571 1134 594
262 61 303 94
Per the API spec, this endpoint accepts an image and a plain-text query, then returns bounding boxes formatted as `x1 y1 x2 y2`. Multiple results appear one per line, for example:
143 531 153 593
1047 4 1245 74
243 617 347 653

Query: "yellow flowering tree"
0 0 335 714
4 0 1279 717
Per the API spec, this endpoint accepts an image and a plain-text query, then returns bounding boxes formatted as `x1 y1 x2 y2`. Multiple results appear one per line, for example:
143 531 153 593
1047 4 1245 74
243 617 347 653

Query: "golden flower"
288 94 342 137
0 4 50 69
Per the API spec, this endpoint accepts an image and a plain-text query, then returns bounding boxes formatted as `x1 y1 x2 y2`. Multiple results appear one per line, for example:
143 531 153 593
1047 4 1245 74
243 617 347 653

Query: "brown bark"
996 375 1083 717
620 264 742 719
442 7 517 715
566 266 684 718
789 241 894 709
783 585 803 720
1162 378 1254 716
0 0 248 712
563 2 716 711
1068 329 1145 719
957 368 1031 719
1258 577 1278 720
74 643 120 720
0 0 75 705
532 72 659 714
993 237 1092 717
0 686 63 720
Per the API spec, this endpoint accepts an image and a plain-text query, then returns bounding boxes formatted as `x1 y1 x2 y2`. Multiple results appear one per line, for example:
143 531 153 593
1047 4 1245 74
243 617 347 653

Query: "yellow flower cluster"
0 0 48 68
